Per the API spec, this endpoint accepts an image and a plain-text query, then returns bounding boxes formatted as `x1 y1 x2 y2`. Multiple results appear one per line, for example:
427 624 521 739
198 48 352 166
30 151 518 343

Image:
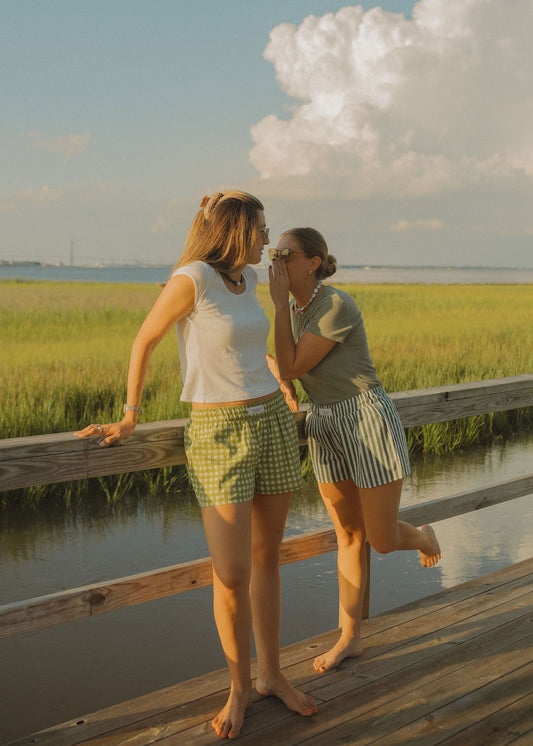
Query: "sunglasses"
259 227 270 241
268 248 305 262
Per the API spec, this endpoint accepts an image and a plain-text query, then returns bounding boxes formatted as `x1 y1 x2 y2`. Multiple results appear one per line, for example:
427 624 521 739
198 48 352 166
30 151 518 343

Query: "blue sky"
1 0 532 267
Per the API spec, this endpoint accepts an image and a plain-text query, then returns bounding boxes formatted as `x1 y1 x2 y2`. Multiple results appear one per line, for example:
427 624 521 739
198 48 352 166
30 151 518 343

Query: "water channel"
0 432 531 742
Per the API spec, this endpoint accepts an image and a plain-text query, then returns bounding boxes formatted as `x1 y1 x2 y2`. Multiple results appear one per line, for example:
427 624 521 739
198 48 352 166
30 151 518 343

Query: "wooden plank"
233 597 533 744
390 374 533 427
422 691 533 745
307 584 533 704
13 562 531 746
374 660 533 746
508 730 533 745
0 418 186 459
1 376 532 491
253 558 533 680
305 660 533 746
230 561 533 742
399 473 533 526
0 420 189 492
0 529 337 639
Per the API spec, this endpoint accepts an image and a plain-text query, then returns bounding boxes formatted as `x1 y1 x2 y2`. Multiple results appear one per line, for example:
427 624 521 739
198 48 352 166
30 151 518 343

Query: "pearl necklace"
221 271 245 286
292 281 322 314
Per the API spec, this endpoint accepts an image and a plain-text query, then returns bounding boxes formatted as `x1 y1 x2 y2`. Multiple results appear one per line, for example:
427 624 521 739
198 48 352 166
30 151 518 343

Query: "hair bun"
325 253 337 278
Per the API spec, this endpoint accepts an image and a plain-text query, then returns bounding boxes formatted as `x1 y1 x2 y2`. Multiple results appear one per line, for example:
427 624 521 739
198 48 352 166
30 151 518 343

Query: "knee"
368 536 395 555
251 539 280 570
213 561 250 592
335 525 366 552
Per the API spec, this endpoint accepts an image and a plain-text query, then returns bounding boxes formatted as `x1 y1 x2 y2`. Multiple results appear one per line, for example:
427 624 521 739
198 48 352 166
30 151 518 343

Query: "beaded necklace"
292 281 322 314
220 271 245 287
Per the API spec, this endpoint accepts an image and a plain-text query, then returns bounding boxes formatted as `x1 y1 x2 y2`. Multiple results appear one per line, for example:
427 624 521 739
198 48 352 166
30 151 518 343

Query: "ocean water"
1 262 532 284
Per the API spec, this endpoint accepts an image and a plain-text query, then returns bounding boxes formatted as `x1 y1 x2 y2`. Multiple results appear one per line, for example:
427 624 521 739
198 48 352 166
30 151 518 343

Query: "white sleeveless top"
171 261 278 403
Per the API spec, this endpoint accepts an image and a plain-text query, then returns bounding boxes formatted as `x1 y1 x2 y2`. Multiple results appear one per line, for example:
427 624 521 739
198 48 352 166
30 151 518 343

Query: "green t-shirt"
291 285 382 405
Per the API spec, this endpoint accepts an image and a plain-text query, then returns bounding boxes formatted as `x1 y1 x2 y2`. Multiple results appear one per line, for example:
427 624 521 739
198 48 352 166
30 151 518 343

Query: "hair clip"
202 192 224 219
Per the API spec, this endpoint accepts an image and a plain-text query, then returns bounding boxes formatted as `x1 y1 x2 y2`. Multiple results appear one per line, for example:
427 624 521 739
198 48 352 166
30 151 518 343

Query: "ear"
309 255 322 273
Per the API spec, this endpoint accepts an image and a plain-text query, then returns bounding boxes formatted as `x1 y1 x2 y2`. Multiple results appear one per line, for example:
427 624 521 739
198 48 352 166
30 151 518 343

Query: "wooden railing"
1 375 532 640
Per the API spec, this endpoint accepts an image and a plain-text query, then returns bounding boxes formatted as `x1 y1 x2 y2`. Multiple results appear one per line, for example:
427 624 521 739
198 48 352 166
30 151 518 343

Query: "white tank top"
171 261 278 403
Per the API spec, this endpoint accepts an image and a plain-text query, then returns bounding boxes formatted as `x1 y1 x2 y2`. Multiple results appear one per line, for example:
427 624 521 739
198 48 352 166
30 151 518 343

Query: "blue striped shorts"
306 387 410 488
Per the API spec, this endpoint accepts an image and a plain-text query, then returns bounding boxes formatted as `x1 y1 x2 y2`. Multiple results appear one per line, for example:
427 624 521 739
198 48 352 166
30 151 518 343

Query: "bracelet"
123 404 141 414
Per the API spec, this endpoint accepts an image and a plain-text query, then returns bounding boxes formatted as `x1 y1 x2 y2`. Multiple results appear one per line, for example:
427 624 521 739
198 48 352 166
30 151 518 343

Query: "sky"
1 0 532 268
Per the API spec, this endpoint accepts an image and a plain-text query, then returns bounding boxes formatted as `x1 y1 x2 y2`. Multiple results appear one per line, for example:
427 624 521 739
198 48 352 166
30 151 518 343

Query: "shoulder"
171 260 213 282
320 285 360 317
171 261 218 297
305 285 360 342
313 285 354 312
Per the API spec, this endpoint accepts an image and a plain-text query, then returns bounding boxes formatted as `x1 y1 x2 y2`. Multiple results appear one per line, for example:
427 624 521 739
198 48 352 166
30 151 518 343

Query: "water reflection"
408 432 532 587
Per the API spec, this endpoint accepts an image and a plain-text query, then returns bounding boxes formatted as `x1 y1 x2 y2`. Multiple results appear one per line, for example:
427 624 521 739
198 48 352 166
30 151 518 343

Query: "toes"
314 655 331 672
212 717 230 739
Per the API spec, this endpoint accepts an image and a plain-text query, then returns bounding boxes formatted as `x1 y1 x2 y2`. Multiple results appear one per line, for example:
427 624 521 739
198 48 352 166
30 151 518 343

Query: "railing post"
362 540 371 620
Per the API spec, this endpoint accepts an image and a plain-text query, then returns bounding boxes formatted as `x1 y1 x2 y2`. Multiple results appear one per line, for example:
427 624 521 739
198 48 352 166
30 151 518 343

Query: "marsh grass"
1 280 531 506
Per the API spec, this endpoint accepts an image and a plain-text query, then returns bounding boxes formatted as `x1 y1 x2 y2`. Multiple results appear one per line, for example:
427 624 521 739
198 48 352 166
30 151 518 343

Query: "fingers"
73 423 119 447
281 387 299 411
269 257 286 280
74 423 103 439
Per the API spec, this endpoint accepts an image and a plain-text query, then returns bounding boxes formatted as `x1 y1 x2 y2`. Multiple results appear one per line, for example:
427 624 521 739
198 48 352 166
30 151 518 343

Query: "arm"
75 274 195 446
266 353 299 412
269 261 335 381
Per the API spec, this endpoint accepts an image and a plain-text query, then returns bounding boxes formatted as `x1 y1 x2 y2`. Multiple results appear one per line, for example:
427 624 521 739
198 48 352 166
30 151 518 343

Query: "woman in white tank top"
75 192 317 738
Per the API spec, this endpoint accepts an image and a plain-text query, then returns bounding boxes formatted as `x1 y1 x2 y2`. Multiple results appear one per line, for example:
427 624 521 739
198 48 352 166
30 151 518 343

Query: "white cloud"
0 186 62 212
250 0 533 199
27 132 91 160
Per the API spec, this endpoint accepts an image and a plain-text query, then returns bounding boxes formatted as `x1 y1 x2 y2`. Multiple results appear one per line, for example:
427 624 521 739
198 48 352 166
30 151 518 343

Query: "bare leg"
359 479 441 567
201 503 254 739
314 480 367 673
251 492 318 716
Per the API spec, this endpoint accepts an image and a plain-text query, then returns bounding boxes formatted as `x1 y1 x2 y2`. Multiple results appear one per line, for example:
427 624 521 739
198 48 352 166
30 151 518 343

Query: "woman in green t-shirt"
269 227 441 674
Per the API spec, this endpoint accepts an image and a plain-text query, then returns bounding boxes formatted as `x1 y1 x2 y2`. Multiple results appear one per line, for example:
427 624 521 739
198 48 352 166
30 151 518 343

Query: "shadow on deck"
11 557 533 746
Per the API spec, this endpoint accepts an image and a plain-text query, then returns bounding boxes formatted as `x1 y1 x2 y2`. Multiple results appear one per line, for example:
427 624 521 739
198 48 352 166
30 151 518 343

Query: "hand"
280 380 299 412
269 259 291 308
74 419 136 447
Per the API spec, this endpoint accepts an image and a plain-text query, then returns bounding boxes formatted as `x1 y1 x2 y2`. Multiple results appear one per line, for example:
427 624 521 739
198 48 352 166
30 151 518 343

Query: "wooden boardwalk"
11 557 532 746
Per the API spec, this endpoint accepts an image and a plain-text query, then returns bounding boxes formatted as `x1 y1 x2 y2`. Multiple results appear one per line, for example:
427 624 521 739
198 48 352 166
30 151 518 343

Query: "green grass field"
1 279 531 504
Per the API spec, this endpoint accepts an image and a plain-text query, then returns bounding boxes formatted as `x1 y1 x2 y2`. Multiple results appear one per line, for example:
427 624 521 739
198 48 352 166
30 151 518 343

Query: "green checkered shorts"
184 390 303 508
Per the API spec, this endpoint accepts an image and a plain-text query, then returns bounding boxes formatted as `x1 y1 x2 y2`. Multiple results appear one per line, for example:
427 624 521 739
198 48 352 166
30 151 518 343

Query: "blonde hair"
173 191 264 274
281 227 337 280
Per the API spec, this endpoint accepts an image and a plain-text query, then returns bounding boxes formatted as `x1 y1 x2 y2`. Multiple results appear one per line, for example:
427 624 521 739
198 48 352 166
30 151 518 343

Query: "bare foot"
212 685 252 739
256 672 318 717
419 524 441 568
313 636 364 673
